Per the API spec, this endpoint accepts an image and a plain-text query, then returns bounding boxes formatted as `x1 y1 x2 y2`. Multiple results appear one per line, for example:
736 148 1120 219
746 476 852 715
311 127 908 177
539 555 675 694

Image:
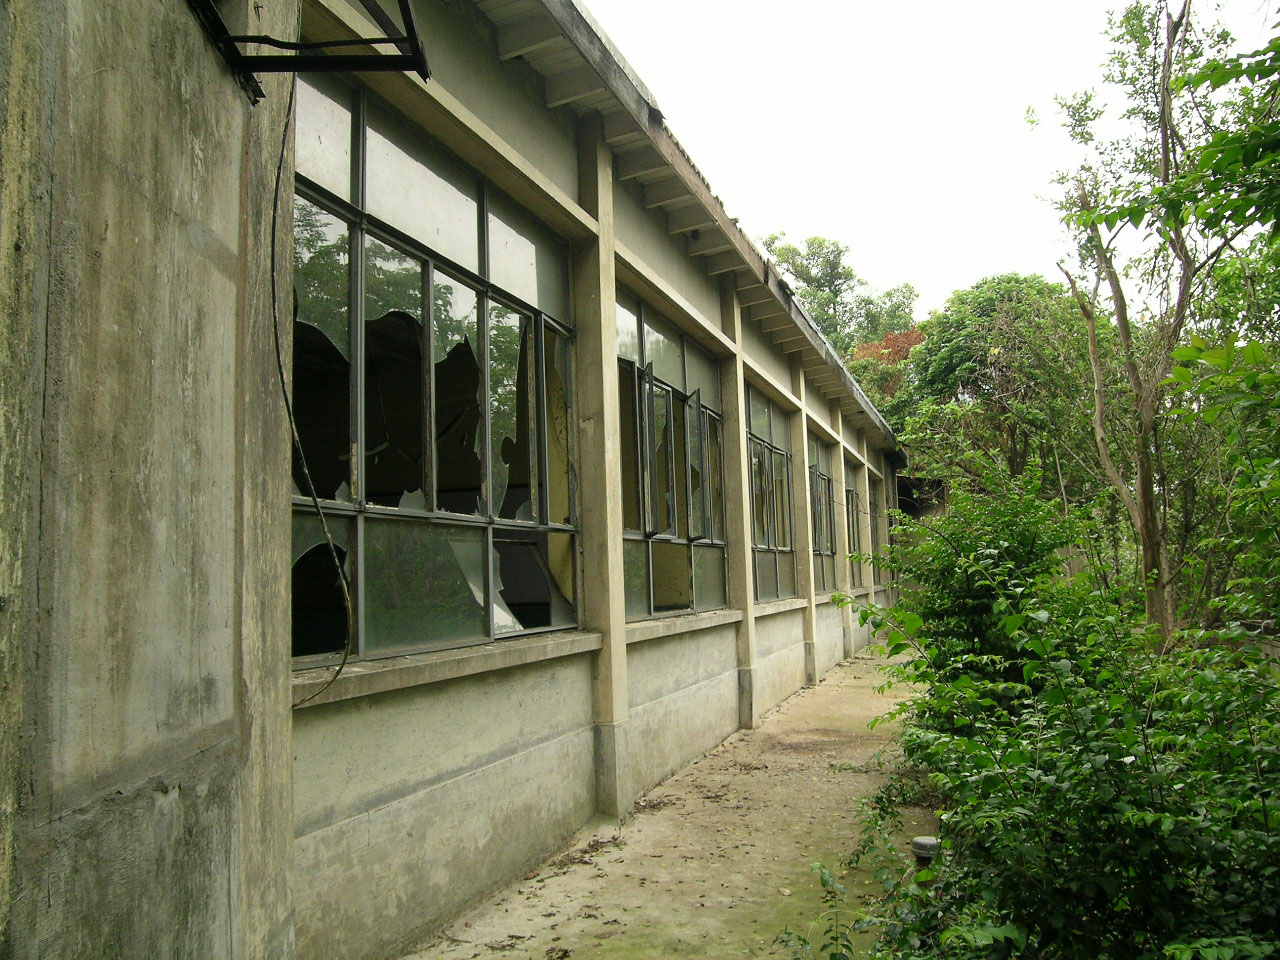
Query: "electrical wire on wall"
266 75 357 708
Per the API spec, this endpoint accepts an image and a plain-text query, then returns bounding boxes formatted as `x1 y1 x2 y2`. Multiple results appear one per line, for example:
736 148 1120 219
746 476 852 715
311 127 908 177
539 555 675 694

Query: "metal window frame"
290 82 579 666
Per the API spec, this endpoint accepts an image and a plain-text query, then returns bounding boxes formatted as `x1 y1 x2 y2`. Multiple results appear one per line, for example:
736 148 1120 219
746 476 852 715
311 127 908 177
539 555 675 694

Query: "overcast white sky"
581 0 1274 316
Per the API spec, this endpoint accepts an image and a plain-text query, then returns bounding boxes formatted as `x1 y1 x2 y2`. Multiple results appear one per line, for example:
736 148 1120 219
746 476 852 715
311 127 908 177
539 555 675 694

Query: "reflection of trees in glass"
293 197 349 358
488 304 535 521
433 278 483 514
365 237 421 324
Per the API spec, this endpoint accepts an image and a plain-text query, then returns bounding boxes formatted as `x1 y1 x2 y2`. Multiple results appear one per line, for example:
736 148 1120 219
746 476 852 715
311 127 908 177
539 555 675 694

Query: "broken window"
291 83 577 665
292 197 351 502
747 388 796 602
616 290 727 619
809 437 836 593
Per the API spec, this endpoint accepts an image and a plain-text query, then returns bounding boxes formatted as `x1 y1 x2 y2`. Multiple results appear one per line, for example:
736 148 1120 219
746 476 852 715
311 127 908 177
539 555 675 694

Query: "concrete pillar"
789 360 818 684
718 280 760 728
830 405 856 659
573 115 631 817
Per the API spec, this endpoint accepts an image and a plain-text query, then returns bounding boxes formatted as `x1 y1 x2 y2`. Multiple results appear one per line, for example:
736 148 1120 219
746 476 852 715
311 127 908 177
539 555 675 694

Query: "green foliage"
762 233 917 355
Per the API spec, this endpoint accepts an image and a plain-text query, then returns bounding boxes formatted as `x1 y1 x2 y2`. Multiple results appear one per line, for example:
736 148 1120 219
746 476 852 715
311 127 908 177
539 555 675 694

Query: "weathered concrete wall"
741 317 792 387
3 1 296 956
408 0 580 199
292 654 597 960
613 178 721 326
625 625 739 795
753 609 808 715
814 602 844 676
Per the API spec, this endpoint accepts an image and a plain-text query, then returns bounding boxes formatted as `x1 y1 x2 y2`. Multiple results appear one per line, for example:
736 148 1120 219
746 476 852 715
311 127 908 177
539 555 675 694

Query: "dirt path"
411 656 933 960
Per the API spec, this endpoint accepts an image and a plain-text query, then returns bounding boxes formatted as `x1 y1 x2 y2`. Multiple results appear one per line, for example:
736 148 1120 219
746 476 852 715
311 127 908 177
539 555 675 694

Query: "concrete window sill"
752 597 810 618
625 608 744 645
291 629 603 709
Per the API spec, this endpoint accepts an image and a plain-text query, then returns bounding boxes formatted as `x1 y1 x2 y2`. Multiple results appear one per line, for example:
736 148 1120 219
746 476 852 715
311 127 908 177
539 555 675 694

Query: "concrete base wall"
754 610 808 715
292 655 597 960
625 625 739 795
815 602 844 675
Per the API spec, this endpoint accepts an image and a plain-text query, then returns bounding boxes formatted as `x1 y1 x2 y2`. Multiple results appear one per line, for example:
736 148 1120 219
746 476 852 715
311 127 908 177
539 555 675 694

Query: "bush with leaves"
788 459 1280 960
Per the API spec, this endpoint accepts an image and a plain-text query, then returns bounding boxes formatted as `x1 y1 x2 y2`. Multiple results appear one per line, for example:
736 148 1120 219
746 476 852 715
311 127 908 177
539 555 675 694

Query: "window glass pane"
773 451 791 550
708 416 725 541
685 343 720 411
624 539 650 620
693 544 726 610
771 403 790 448
650 385 676 536
750 439 770 546
687 397 705 540
364 519 486 653
673 392 689 540
778 551 796 598
295 77 351 200
754 548 778 602
489 305 537 521
651 540 692 613
432 274 484 515
364 237 426 508
291 512 352 658
366 102 479 272
493 529 575 632
824 554 836 592
616 293 641 363
545 327 574 526
749 388 770 438
292 197 351 501
618 363 642 531
487 189 569 321
644 313 684 390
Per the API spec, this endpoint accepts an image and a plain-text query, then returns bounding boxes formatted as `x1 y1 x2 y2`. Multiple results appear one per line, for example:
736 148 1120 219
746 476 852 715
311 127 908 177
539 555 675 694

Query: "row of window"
288 77 892 664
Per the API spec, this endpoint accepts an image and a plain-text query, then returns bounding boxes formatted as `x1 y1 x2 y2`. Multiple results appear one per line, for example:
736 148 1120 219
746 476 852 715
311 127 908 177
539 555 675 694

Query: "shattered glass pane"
363 518 486 653
545 328 574 526
651 540 691 613
364 237 426 507
487 189 569 321
366 102 479 272
295 77 351 201
292 197 351 501
693 544 726 610
616 293 640 363
489 305 536 521
433 274 483 515
623 539 650 620
291 512 352 658
493 529 575 631
644 314 683 390
618 363 642 532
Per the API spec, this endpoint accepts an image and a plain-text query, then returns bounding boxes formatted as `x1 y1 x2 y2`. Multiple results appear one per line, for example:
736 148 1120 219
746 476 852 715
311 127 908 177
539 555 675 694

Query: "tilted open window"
616 291 727 620
290 77 577 664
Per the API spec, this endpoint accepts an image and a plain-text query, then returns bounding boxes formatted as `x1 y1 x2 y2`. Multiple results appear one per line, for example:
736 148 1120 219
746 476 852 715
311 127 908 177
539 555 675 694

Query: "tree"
1055 0 1249 635
762 233 916 355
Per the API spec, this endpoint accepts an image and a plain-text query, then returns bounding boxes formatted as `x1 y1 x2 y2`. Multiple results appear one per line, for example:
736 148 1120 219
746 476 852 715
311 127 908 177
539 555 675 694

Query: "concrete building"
0 0 901 957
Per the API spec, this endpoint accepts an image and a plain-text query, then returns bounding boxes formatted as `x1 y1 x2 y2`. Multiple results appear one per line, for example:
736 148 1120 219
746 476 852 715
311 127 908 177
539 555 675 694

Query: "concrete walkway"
411 657 934 960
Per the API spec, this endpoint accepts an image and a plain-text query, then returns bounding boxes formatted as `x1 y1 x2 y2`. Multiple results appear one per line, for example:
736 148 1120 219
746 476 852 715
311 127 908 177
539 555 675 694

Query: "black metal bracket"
188 0 430 103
